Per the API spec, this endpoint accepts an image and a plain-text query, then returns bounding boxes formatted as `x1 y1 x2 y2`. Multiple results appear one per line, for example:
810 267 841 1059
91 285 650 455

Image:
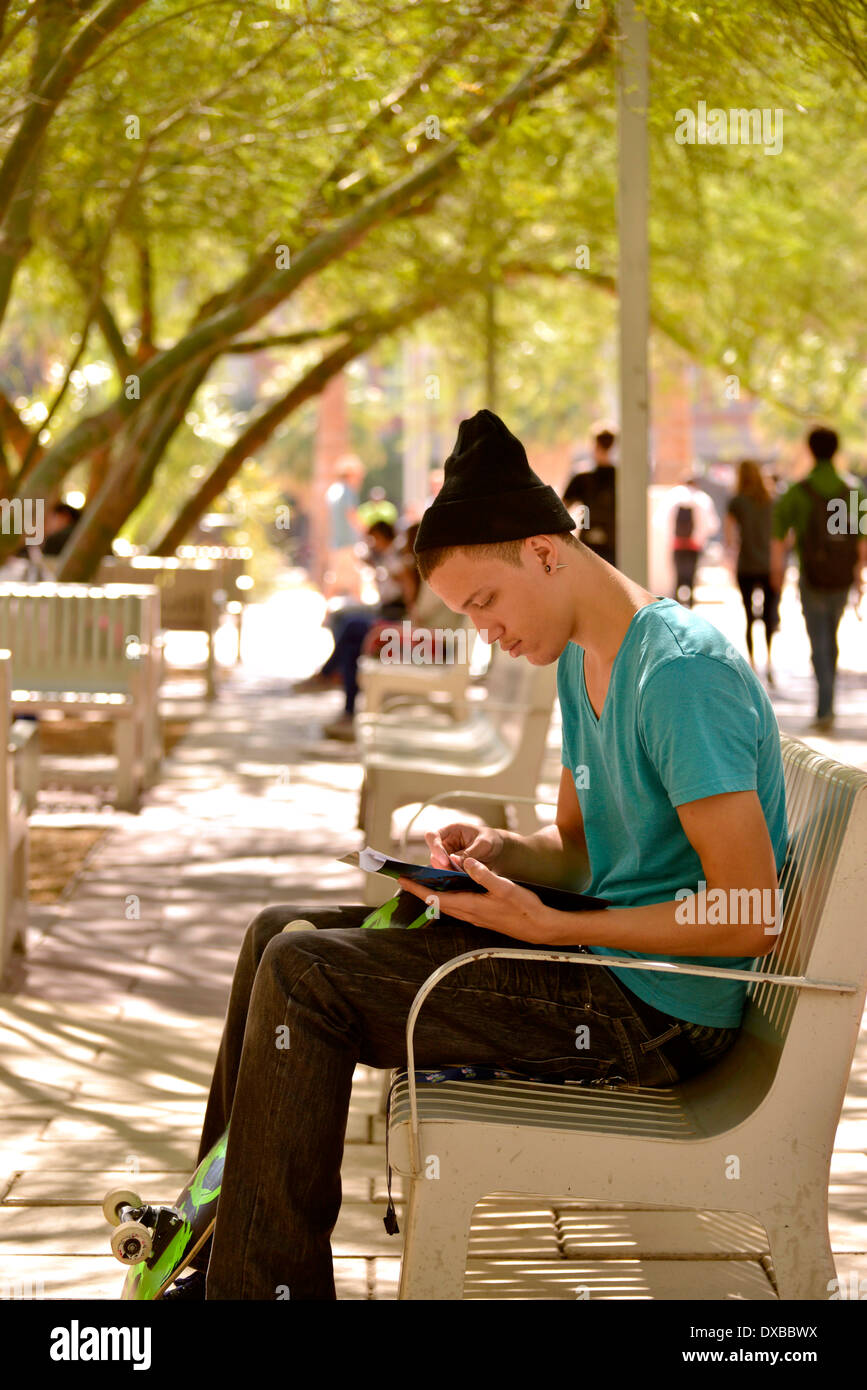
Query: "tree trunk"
56 359 215 580
5 5 611 548
152 285 450 554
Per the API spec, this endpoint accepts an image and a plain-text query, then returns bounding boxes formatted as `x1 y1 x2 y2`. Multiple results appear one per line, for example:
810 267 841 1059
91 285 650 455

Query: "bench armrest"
399 946 858 1171
399 791 558 852
374 694 466 718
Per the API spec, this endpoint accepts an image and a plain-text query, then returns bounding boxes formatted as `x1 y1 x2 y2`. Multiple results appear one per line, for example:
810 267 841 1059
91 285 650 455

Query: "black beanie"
414 409 576 553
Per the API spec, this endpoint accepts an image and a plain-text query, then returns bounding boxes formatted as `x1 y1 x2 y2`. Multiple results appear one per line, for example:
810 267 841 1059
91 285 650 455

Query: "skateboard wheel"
103 1188 142 1226
111 1222 152 1264
282 919 315 932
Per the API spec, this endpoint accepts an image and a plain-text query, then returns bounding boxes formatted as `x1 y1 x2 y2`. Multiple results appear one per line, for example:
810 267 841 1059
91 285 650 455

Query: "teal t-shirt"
557 598 788 1027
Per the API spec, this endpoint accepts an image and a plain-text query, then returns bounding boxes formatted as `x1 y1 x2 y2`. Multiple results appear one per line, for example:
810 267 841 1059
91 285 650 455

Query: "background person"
725 460 779 685
317 520 414 740
664 474 720 608
40 501 83 559
323 454 365 599
771 425 867 732
562 422 618 565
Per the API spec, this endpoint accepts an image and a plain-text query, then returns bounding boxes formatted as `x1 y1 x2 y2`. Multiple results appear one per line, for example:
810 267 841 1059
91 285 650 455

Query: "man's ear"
526 534 555 569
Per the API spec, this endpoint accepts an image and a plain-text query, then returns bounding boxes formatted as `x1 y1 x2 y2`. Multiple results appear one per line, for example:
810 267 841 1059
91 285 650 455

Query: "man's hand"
425 822 505 871
769 534 789 594
398 857 567 943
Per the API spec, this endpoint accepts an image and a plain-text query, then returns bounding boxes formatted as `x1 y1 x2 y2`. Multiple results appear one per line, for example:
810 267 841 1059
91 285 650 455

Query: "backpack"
674 503 695 540
799 480 858 590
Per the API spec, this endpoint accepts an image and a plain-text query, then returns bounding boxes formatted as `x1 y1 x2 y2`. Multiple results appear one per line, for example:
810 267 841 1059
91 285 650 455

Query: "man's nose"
472 618 498 642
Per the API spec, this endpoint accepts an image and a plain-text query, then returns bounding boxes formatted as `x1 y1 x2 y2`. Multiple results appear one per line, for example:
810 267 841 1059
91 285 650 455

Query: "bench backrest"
0 584 159 697
97 558 220 632
176 545 252 598
478 644 555 716
743 734 867 1052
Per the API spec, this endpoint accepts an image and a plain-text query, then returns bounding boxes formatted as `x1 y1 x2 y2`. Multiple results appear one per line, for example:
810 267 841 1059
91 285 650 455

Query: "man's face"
426 543 573 664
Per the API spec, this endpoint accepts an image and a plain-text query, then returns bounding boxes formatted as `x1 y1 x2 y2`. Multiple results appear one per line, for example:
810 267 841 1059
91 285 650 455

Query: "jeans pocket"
636 1021 685 1055
621 1014 684 1086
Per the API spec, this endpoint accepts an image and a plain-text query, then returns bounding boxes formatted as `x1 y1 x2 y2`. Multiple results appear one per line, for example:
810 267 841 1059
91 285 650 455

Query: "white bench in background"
357 617 477 720
98 557 225 699
175 545 253 664
357 651 558 905
0 584 162 812
0 650 36 980
388 734 867 1300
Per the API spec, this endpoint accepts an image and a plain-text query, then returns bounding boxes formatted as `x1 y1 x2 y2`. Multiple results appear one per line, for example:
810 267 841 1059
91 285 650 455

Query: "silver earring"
546 563 566 572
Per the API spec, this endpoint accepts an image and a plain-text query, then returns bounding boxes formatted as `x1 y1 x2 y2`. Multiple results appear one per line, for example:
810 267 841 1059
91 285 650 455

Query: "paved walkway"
0 573 865 1300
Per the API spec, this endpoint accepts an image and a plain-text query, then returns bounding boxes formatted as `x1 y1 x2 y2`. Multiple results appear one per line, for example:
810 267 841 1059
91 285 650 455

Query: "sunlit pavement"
0 568 864 1300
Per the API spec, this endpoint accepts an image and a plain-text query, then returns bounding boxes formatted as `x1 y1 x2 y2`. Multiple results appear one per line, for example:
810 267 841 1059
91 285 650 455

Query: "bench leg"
398 1177 479 1300
10 830 27 957
206 630 217 701
19 732 40 816
362 773 395 854
114 719 142 813
510 799 540 836
143 703 163 787
762 1208 837 1299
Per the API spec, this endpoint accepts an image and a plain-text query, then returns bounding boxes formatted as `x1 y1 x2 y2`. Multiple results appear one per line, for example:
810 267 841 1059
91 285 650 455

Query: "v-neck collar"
579 597 670 727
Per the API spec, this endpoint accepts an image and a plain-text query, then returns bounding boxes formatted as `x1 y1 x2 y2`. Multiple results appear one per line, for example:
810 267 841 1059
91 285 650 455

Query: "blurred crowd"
305 420 866 739
563 421 866 731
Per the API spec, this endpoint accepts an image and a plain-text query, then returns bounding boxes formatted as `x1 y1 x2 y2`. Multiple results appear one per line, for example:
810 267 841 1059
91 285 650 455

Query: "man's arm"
494 765 592 889
403 788 780 957
569 788 779 957
770 485 797 590
769 534 790 591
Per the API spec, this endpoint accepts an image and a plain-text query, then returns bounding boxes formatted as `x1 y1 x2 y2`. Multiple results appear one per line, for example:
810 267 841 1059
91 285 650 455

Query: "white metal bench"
0 584 162 812
98 557 224 699
357 617 477 720
387 734 867 1300
175 545 253 664
357 652 558 905
0 650 35 980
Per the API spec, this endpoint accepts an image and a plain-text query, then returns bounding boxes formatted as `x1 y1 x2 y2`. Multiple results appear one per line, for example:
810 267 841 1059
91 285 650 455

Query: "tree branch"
7 5 612 544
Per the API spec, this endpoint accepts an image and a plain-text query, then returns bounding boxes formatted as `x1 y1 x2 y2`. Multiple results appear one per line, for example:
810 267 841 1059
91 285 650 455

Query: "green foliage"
0 0 864 560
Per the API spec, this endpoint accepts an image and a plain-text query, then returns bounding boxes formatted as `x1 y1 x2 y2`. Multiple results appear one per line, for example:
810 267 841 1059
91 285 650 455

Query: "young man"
771 426 867 732
178 410 787 1300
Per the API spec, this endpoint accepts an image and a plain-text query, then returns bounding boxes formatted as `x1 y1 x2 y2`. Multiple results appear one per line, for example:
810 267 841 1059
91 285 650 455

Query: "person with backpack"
771 426 867 732
665 475 720 608
724 460 779 685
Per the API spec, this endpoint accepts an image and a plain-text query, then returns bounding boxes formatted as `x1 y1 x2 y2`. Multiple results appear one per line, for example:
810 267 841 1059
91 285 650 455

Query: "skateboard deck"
104 1128 228 1300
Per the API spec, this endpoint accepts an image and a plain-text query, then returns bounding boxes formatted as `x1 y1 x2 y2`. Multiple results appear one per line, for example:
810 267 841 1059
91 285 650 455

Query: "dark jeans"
322 604 406 713
673 548 699 606
195 904 739 1299
799 581 849 718
737 571 780 658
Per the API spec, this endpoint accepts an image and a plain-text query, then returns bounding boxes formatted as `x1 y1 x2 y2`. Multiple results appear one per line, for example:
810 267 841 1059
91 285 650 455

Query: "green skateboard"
104 1128 228 1300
